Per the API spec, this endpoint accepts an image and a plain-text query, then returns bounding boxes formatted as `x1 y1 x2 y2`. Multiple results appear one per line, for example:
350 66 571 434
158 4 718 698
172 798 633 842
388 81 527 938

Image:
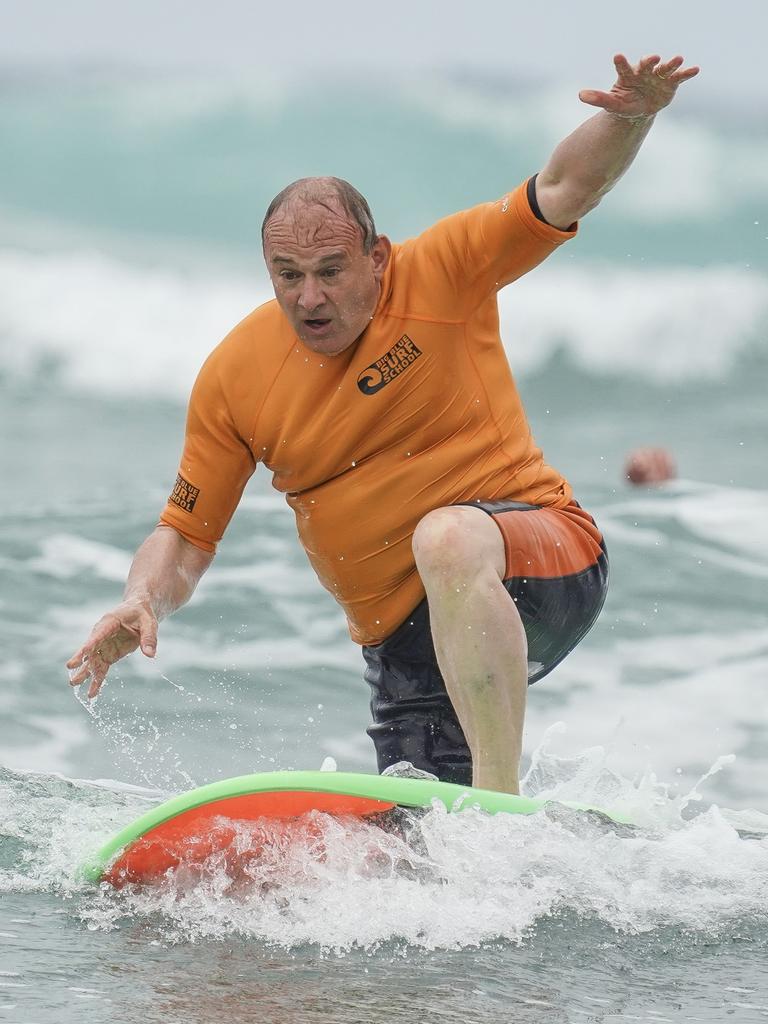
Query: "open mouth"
304 318 332 334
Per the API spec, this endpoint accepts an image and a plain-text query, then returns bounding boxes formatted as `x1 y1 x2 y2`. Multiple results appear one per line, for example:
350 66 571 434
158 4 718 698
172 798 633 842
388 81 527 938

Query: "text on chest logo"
356 335 423 395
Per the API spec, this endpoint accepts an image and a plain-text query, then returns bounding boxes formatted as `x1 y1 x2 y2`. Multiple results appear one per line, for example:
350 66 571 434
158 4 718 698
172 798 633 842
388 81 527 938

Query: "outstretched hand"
579 54 700 118
66 601 158 699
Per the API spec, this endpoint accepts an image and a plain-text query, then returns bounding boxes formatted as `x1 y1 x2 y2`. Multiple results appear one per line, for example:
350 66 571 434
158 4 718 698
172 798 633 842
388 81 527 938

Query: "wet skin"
263 197 391 356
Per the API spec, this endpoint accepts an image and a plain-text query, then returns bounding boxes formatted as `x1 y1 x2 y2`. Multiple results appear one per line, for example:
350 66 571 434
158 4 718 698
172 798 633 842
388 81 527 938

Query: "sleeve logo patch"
357 334 423 395
169 474 200 513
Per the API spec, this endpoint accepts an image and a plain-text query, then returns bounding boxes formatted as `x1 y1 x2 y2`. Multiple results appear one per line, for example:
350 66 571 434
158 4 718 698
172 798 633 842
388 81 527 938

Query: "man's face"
264 200 391 356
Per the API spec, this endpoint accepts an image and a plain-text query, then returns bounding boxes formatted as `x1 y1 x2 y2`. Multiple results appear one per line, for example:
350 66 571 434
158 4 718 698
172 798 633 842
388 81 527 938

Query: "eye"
321 267 341 279
279 270 300 281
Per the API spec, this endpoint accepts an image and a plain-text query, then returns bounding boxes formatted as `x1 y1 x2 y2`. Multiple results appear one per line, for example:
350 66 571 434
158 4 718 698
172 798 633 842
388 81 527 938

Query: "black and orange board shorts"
363 499 608 785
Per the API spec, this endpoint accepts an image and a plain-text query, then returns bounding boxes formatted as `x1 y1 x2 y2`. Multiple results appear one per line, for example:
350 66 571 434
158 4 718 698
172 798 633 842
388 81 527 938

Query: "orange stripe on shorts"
492 501 604 580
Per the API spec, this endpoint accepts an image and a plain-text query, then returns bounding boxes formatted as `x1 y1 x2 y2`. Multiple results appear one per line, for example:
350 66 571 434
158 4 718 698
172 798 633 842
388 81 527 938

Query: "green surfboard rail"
80 770 630 884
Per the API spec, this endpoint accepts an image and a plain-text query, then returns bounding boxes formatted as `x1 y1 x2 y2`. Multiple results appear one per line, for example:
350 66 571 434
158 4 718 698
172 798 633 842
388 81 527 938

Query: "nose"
297 274 326 313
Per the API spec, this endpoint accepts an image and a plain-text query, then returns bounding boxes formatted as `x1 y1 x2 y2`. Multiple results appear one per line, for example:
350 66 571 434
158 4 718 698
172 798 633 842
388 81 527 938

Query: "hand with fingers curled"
66 599 158 700
579 53 700 119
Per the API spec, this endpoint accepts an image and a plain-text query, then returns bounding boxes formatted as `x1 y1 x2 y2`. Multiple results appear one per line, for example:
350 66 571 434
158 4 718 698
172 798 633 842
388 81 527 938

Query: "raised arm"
66 526 213 698
535 53 700 230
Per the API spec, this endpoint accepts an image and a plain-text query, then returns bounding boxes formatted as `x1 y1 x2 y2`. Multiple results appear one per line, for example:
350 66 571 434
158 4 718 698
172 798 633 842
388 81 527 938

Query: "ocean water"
1 67 767 1022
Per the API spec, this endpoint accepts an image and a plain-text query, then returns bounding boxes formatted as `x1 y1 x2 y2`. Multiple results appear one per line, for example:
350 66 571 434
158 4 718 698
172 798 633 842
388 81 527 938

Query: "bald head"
261 176 378 253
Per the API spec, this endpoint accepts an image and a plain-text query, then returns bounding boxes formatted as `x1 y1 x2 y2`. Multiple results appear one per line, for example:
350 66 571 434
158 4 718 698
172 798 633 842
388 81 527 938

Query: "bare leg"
412 506 527 794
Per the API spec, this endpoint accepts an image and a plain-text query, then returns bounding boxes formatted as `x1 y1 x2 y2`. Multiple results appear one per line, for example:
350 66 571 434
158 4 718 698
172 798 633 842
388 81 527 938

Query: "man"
67 54 699 794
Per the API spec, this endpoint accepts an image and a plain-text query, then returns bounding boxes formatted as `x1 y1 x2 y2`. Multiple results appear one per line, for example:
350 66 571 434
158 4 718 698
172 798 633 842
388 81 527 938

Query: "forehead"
263 199 364 262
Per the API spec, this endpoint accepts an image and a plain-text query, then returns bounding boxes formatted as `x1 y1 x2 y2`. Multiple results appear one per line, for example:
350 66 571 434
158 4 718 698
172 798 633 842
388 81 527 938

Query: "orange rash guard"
160 180 577 645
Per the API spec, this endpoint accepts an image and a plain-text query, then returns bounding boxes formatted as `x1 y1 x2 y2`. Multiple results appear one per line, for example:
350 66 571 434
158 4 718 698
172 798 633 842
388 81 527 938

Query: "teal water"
1 68 767 1022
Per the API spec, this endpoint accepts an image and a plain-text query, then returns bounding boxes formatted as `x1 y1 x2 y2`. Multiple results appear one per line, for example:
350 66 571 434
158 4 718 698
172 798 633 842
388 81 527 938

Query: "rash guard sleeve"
405 179 577 318
159 352 256 552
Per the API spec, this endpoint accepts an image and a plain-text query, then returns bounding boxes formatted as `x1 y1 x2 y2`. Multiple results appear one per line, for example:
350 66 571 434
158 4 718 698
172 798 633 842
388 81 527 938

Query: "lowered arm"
67 525 213 698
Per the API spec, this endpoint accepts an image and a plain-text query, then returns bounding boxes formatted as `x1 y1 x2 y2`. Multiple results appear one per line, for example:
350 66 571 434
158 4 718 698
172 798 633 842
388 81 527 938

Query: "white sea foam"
0 246 259 400
526 631 768 805
2 749 766 951
500 265 768 380
26 534 133 581
0 715 93 777
599 480 768 562
1 246 765 398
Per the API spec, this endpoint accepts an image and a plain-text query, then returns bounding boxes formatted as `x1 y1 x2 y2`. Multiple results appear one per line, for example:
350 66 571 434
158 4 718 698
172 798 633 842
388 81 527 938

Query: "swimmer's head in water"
624 447 676 486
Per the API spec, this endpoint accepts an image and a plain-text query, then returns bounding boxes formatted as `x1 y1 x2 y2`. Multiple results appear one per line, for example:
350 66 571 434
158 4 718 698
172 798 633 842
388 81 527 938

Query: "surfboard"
82 770 629 887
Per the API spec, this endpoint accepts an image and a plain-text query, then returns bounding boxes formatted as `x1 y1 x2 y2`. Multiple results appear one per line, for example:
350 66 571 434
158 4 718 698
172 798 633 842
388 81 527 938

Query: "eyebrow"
270 251 349 265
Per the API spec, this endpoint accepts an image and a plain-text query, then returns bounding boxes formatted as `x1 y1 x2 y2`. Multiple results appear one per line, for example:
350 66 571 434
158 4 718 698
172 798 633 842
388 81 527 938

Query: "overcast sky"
3 0 766 102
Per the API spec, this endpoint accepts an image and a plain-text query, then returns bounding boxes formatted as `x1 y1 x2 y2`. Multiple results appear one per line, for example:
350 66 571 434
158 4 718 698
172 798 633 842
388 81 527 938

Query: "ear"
370 235 391 280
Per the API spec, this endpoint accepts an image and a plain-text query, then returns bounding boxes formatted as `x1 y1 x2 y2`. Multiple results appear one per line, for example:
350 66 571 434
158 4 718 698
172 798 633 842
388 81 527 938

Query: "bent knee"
412 506 505 580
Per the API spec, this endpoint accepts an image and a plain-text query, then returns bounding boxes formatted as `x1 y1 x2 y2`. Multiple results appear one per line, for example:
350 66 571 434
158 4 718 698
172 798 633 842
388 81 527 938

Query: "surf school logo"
357 335 423 395
169 473 200 513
